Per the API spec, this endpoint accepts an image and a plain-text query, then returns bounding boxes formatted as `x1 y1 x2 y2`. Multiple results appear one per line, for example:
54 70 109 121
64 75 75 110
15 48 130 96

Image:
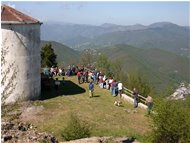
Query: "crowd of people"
43 64 80 77
84 68 153 114
76 69 124 98
42 65 153 114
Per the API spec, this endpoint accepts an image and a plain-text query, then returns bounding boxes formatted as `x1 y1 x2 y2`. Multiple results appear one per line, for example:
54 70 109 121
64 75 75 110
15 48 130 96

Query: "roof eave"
1 21 43 25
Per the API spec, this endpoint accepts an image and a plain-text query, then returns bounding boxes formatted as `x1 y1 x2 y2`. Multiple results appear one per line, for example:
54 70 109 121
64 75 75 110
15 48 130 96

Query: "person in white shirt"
118 81 123 98
103 75 106 82
59 68 62 76
108 78 113 91
146 95 153 114
105 79 109 89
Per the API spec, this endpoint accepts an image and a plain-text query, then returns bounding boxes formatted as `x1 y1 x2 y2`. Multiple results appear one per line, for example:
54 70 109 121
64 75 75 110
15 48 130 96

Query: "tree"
80 49 96 66
151 99 190 143
96 54 112 76
41 43 57 67
110 59 127 82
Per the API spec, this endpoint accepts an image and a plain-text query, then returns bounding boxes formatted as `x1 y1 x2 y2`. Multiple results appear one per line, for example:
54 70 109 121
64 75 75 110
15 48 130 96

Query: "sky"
1 1 190 26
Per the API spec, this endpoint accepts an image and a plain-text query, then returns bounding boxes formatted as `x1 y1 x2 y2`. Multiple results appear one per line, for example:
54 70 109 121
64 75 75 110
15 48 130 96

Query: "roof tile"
1 5 40 23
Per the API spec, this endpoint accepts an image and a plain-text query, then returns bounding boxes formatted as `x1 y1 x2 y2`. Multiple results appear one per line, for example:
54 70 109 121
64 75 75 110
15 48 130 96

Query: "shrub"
62 113 91 141
151 99 190 143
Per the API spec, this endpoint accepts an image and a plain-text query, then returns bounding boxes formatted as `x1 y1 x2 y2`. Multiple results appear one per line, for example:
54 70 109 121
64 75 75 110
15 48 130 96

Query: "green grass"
32 76 152 142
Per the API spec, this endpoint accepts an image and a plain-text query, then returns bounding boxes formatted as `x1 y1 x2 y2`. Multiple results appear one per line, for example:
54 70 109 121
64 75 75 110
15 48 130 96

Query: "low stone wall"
61 136 140 143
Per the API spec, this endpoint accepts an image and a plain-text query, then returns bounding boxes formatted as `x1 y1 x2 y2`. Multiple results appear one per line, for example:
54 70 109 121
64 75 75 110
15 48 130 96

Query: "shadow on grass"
92 95 100 98
121 137 136 143
40 79 86 100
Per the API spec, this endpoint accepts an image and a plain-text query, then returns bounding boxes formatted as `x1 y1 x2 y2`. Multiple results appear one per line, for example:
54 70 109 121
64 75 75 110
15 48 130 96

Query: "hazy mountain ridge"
92 24 189 54
41 22 190 56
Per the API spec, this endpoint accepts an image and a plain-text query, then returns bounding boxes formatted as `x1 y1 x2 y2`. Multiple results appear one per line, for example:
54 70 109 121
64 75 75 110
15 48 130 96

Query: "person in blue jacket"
89 81 94 98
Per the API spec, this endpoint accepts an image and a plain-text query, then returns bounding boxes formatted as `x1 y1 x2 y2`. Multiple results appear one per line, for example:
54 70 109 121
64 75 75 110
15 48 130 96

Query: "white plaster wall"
1 23 41 104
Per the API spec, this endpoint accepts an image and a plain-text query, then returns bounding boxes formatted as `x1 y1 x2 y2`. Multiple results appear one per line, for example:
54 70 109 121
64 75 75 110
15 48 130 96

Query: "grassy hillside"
29 76 151 142
41 41 80 65
99 45 190 93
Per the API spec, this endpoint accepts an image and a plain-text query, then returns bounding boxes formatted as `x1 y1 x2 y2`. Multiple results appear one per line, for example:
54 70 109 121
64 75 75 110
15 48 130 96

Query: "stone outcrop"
61 136 139 143
169 83 190 100
1 102 58 143
1 121 58 143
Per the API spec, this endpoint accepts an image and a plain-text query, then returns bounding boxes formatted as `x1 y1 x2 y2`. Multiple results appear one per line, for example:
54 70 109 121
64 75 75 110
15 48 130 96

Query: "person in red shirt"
77 71 81 84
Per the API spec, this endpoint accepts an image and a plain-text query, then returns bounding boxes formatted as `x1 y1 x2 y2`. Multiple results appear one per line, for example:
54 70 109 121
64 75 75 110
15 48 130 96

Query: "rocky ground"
1 102 58 143
1 121 58 143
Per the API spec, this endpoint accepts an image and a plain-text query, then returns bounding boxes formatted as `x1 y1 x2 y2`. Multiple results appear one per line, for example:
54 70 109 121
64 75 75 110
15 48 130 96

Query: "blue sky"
2 1 189 26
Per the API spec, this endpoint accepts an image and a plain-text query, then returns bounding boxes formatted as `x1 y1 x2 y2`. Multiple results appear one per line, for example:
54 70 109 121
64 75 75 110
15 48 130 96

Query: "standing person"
43 66 49 76
105 79 109 89
103 75 106 88
72 65 76 75
96 71 100 84
111 80 116 96
50 66 54 76
62 77 65 86
93 72 97 84
55 78 60 90
118 81 123 98
89 81 94 98
99 75 103 88
85 71 89 83
133 88 139 108
81 71 85 83
77 71 81 84
58 68 62 76
108 77 113 90
146 95 153 114
68 64 71 70
115 81 118 96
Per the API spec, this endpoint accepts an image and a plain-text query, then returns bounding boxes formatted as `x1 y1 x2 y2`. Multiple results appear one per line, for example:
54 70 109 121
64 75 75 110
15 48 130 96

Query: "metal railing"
123 87 147 104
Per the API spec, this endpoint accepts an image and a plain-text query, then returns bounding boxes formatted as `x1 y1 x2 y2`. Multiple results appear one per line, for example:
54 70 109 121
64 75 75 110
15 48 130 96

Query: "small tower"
1 5 42 104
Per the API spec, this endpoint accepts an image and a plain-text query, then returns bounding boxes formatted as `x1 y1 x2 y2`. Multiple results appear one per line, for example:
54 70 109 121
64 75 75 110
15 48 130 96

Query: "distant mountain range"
41 21 190 56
